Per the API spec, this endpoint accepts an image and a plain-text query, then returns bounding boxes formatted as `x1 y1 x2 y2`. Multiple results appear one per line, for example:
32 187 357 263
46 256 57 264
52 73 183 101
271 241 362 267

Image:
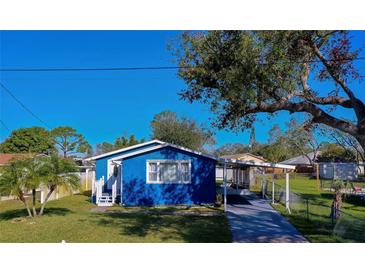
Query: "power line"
1 57 365 72
0 66 184 72
0 119 10 132
0 82 50 129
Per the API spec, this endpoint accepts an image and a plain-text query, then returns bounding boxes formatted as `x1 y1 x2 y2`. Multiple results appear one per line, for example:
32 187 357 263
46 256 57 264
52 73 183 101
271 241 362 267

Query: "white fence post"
40 190 45 204
285 170 291 213
223 163 227 212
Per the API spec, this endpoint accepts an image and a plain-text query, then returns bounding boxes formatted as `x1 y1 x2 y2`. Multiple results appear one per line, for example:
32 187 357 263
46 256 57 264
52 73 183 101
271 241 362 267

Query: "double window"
146 160 191 184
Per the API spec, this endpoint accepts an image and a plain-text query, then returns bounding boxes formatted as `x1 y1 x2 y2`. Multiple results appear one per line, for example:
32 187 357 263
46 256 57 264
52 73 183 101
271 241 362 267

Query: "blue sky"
0 31 364 149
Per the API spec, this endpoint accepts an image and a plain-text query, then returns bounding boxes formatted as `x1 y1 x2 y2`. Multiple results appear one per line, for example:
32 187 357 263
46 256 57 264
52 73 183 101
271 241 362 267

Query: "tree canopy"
95 134 145 155
0 154 79 217
151 110 215 151
317 143 356 162
173 31 365 149
51 126 92 158
0 127 54 154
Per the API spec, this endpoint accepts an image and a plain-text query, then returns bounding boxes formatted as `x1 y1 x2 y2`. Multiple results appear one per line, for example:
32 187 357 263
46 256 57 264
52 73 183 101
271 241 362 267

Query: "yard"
0 192 231 243
252 174 365 242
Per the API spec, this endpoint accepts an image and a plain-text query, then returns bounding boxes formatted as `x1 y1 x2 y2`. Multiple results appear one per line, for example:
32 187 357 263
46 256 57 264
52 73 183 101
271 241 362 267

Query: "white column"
40 190 45 204
223 163 227 212
236 168 239 191
285 170 291 213
271 170 275 204
262 169 266 199
85 168 89 190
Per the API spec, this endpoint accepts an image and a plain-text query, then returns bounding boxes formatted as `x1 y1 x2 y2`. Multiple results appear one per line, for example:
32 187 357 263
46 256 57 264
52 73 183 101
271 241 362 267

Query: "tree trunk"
330 190 342 220
19 192 33 218
32 189 37 217
38 186 56 216
356 135 365 155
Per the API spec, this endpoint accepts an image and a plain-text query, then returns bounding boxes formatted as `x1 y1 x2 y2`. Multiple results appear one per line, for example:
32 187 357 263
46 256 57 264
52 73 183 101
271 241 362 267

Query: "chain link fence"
260 177 365 242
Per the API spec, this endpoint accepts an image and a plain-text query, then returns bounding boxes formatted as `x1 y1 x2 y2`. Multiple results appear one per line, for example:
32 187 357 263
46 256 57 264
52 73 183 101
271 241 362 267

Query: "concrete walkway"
226 195 308 243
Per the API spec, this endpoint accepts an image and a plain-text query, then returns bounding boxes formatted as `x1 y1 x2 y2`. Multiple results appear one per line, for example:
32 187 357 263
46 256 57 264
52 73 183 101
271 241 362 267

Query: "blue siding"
95 141 162 192
122 147 216 206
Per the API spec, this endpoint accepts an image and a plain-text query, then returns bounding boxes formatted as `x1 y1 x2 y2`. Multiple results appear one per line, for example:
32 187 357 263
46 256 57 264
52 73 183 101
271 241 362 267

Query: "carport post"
223 162 227 212
285 169 291 213
271 173 275 204
262 169 266 199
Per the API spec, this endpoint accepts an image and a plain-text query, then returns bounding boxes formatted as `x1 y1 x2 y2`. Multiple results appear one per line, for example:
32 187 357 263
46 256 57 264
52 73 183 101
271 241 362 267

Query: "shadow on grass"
93 211 231 242
0 207 73 221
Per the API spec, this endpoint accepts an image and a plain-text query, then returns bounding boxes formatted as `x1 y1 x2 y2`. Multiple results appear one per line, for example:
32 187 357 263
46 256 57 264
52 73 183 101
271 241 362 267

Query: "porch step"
97 195 114 207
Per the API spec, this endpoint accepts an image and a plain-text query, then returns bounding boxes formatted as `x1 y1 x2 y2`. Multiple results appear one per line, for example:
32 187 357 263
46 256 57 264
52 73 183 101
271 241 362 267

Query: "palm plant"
0 159 33 217
38 154 80 216
21 157 48 216
0 154 80 217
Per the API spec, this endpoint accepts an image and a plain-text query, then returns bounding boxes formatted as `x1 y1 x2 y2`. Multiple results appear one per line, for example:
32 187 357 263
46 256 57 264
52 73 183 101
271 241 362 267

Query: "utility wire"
1 57 365 72
0 82 50 129
0 119 10 132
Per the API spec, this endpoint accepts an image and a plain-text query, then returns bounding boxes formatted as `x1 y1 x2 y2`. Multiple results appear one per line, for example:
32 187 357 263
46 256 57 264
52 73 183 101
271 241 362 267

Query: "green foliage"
259 142 288 163
332 180 345 192
213 143 249 156
95 142 115 154
151 110 215 151
0 127 54 154
0 154 80 217
0 160 27 197
172 31 363 151
248 128 256 152
43 154 80 190
96 135 145 155
318 143 356 162
51 126 92 157
114 135 144 149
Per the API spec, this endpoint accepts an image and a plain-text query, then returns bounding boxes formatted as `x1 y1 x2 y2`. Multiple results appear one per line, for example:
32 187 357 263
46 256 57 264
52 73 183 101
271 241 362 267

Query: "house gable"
121 146 216 206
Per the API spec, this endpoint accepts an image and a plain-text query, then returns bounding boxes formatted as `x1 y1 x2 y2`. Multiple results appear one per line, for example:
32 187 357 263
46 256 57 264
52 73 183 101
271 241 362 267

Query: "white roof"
280 152 320 165
85 140 219 161
220 158 296 170
84 140 165 161
85 139 295 170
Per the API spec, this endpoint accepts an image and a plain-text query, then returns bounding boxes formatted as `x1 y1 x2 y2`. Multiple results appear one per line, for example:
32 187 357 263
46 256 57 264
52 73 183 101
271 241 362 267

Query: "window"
146 160 191 184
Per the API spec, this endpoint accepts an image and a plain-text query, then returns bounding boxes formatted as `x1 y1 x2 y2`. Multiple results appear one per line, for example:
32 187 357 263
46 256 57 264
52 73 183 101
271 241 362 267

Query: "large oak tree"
173 31 365 150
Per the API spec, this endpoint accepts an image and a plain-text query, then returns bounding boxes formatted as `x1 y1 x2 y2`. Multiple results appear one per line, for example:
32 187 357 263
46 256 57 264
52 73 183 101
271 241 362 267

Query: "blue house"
86 140 217 206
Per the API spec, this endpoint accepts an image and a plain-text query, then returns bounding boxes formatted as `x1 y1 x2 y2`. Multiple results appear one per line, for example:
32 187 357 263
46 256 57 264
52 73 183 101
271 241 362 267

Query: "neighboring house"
85 140 217 206
220 152 267 163
319 162 359 180
216 153 266 187
279 152 321 173
0 153 33 167
280 152 362 180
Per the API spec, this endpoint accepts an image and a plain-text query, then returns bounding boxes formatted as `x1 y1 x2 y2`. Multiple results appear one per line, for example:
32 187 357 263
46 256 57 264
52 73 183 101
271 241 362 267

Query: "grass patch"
0 194 231 243
252 175 365 242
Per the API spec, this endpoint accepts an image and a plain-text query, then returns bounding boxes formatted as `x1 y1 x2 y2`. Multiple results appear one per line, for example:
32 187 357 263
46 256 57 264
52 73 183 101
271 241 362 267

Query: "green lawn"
0 193 231 243
252 175 365 242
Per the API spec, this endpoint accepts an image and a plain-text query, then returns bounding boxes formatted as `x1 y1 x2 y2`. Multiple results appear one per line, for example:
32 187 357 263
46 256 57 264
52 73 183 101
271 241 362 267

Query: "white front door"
107 160 122 195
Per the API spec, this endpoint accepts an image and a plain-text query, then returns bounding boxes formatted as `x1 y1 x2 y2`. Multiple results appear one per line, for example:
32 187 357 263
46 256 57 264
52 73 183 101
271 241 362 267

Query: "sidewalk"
226 195 308 243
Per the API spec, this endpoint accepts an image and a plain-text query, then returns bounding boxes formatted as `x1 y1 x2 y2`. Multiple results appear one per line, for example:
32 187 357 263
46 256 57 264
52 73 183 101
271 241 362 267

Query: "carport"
217 159 296 213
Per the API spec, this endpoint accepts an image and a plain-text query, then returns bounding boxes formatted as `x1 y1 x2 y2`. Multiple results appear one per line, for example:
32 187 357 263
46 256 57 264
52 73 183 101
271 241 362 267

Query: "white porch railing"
112 181 117 204
92 176 117 206
94 176 104 203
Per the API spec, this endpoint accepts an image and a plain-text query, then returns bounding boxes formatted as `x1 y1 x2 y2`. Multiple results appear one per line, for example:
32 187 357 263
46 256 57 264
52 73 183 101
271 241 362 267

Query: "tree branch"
309 41 365 123
246 100 358 136
310 41 355 100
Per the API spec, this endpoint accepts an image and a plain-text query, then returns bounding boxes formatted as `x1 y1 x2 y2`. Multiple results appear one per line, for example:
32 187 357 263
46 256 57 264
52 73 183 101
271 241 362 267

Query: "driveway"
226 194 308 243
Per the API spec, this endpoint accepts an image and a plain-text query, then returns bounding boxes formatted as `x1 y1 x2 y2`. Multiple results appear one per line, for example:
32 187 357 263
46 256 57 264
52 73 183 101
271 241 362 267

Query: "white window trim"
146 160 192 184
